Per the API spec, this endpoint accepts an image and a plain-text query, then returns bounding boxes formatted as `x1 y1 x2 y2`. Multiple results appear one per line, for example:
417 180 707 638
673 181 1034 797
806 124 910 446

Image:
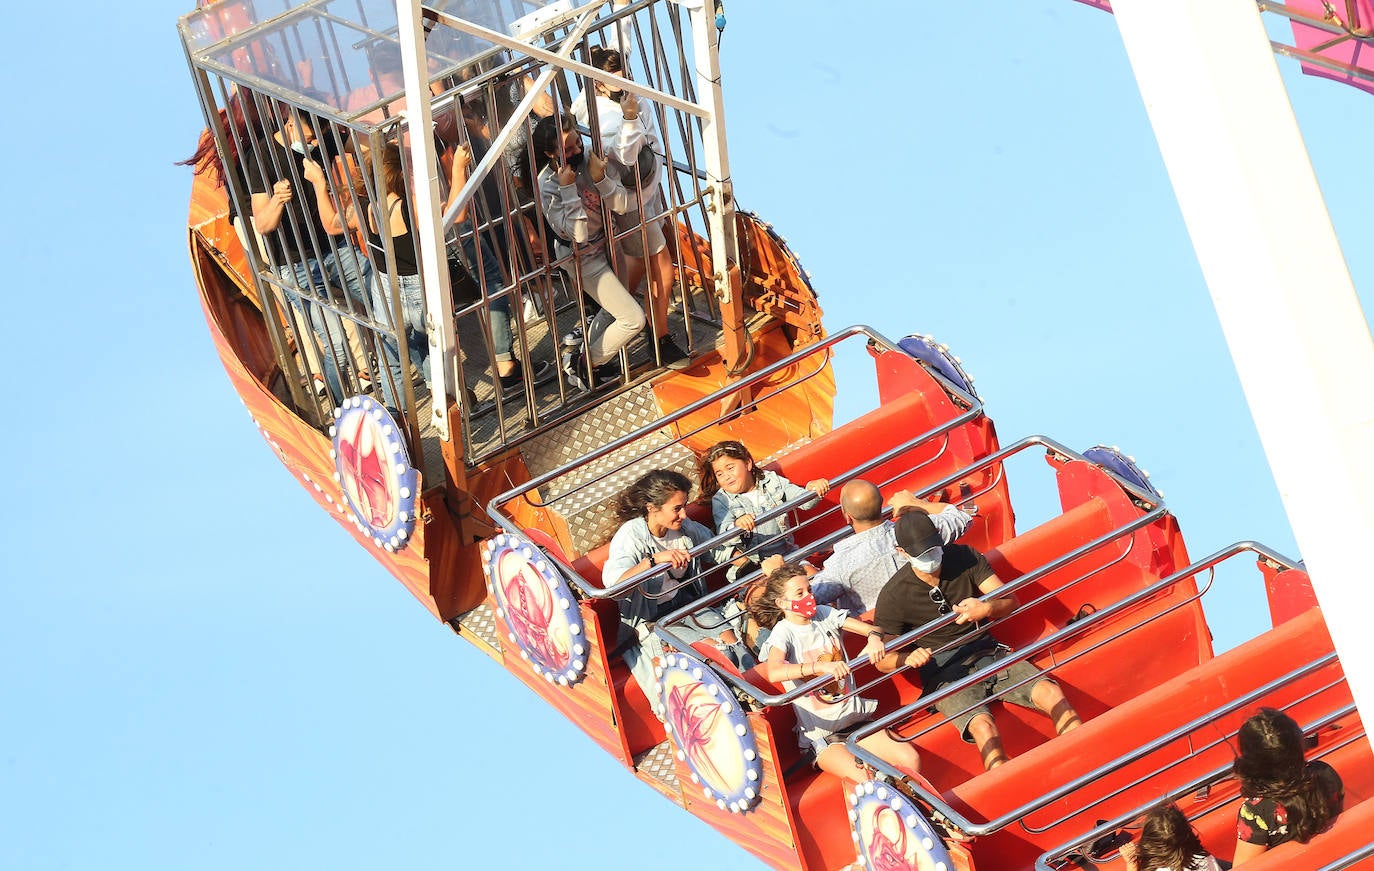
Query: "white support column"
397 0 454 439
681 0 737 301
1113 0 1374 715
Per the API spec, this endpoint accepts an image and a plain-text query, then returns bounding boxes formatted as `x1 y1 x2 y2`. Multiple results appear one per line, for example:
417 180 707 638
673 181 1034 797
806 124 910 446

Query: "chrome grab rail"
490 326 902 513
867 531 1177 738
1314 843 1374 871
655 436 1175 707
483 327 981 598
568 401 983 604
833 507 1168 722
845 542 1317 837
1021 673 1350 836
1032 704 1363 871
650 439 998 637
523 340 838 512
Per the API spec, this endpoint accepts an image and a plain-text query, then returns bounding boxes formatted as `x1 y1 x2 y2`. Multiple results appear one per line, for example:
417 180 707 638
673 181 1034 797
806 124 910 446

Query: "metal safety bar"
651 437 995 640
1315 843 1374 871
513 320 837 513
859 527 1172 735
1033 704 1363 871
569 373 981 604
849 543 1323 837
654 436 1172 707
1022 672 1350 836
489 325 903 512
480 327 875 597
629 407 984 615
931 653 1338 838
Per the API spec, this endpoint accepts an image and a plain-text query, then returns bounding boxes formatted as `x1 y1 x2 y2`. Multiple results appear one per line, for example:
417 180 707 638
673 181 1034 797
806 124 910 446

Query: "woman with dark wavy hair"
1120 803 1220 871
1231 708 1341 865
178 88 266 235
601 469 751 717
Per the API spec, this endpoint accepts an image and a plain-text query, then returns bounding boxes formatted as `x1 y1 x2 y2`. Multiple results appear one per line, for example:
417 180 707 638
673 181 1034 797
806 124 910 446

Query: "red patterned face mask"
788 593 818 619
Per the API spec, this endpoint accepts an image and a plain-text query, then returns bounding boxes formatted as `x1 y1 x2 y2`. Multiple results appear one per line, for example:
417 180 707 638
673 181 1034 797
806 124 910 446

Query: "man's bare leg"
967 712 1009 769
1031 679 1082 734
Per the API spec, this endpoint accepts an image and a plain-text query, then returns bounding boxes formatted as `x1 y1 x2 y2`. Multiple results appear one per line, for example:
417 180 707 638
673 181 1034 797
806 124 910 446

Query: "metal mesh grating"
634 739 683 794
450 601 503 655
519 383 699 554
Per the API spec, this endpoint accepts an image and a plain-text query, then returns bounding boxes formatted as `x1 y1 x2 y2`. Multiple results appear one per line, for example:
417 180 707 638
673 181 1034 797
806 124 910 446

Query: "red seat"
946 606 1351 870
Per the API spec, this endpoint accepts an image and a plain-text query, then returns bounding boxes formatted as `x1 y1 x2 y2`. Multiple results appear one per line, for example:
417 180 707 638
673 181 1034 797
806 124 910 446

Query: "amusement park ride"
177 0 1374 868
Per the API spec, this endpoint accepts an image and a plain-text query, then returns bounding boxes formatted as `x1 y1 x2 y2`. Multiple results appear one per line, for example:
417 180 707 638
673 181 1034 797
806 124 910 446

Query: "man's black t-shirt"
872 543 995 651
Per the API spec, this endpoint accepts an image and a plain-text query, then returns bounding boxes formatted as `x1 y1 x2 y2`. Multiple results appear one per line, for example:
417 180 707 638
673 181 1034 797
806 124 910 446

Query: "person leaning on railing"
353 141 550 412
570 44 688 370
178 87 264 249
871 512 1082 770
810 480 973 615
245 107 402 412
527 114 647 390
600 469 752 717
750 562 920 784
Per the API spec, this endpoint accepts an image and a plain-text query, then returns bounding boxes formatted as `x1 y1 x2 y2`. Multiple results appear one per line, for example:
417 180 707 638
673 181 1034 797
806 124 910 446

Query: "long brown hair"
1134 803 1209 871
379 143 407 199
747 564 807 631
598 469 693 545
588 45 626 76
1234 708 1335 842
522 113 575 183
698 440 764 501
177 90 263 186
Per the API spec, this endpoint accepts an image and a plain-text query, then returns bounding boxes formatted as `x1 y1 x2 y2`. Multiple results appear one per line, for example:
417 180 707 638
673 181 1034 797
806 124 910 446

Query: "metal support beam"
439 3 605 231
397 0 455 439
680 0 745 370
433 4 708 118
1113 0 1374 719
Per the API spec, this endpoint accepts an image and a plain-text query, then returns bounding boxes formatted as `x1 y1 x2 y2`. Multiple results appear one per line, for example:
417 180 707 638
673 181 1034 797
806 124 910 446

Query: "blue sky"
3 2 1371 869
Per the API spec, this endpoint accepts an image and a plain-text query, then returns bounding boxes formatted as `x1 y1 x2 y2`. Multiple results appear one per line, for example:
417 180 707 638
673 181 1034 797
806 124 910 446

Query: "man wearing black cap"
872 512 1081 769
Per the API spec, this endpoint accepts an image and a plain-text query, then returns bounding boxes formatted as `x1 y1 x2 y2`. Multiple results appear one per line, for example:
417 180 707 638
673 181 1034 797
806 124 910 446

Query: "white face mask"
909 546 943 574
291 139 315 156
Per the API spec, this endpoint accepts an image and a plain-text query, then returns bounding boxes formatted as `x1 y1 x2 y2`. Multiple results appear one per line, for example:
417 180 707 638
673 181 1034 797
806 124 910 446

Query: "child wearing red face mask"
751 563 920 782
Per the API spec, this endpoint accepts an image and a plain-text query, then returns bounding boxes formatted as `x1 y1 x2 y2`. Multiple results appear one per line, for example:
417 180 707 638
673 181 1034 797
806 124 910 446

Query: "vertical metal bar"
397 0 457 441
684 0 737 310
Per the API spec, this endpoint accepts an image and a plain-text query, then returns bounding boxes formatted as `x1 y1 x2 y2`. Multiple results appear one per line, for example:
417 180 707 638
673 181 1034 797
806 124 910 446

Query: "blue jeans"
372 271 429 391
279 245 400 408
459 223 513 364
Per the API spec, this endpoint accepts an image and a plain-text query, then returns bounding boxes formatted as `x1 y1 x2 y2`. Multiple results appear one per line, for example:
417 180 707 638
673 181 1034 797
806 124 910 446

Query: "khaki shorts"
922 635 1057 741
614 187 668 258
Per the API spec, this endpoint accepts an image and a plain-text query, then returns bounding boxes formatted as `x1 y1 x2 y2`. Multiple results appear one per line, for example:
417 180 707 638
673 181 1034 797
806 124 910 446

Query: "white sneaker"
522 293 543 326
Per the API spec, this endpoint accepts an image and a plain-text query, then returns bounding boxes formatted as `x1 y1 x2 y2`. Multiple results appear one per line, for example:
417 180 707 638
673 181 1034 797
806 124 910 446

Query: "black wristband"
648 553 657 566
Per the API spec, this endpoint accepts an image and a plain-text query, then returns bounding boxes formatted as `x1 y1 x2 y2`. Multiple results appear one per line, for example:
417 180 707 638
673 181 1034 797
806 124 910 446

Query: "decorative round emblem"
655 649 762 813
330 396 418 552
849 781 953 871
898 333 979 400
1084 444 1164 500
484 533 587 686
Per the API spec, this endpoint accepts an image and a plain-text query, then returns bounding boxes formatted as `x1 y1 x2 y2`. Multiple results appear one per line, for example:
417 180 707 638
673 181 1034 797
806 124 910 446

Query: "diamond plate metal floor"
459 288 725 464
633 739 683 795
519 382 699 555
449 602 503 658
